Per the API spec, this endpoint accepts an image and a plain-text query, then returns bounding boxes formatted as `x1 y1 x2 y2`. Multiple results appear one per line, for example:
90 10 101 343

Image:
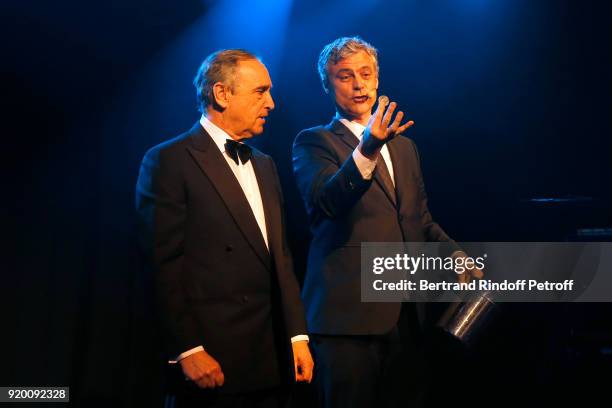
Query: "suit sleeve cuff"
352 148 377 180
168 345 205 364
290 334 309 343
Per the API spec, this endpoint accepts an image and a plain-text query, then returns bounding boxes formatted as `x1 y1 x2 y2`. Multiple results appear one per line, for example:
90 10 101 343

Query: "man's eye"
362 73 370 78
339 76 350 80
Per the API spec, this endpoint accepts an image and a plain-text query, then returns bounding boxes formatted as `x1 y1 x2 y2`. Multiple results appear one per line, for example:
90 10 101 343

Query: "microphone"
372 95 389 113
373 94 414 137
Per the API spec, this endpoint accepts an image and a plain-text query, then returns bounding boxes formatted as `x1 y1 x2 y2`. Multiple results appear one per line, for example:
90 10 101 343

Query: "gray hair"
193 49 258 112
317 36 379 93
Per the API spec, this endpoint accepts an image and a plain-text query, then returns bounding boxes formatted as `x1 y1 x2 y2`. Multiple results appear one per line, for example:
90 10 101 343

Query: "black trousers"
171 388 287 408
168 387 287 408
311 325 426 408
165 365 288 408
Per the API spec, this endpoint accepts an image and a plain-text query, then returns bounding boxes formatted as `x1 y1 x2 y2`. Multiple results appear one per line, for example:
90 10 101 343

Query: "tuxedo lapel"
329 119 360 152
329 119 397 207
186 124 271 269
251 153 280 257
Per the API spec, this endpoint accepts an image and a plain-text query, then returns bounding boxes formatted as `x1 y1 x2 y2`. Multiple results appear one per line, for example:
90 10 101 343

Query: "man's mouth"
352 95 368 103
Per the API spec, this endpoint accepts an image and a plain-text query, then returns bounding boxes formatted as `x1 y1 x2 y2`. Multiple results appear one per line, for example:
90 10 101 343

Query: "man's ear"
212 82 230 109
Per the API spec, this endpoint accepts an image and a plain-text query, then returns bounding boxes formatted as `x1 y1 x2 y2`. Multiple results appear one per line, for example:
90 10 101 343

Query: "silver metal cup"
437 291 497 345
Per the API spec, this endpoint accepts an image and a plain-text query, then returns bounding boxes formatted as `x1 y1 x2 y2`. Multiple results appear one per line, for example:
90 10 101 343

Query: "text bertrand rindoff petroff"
370 253 575 292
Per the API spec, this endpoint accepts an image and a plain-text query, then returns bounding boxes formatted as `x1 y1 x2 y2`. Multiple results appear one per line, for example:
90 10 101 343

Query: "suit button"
226 245 234 252
242 295 249 303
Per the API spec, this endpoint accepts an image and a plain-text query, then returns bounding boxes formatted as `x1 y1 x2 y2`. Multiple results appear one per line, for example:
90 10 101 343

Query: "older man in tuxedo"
136 49 313 408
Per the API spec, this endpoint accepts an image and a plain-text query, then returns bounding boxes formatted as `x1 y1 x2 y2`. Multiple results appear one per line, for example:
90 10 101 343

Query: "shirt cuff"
168 345 205 364
290 334 309 343
352 147 377 180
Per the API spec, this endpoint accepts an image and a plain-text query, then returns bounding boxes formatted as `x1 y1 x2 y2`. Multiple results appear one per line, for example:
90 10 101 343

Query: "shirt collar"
335 113 368 140
199 115 240 154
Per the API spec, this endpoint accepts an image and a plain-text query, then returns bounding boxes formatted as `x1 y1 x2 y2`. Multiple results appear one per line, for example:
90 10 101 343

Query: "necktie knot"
225 139 253 165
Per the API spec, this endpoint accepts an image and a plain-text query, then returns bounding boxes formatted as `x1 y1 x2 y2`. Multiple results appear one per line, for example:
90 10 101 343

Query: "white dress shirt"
170 116 307 364
338 115 395 185
201 115 269 249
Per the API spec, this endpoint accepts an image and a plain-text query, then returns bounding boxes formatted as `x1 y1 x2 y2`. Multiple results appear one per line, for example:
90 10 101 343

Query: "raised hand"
359 95 414 159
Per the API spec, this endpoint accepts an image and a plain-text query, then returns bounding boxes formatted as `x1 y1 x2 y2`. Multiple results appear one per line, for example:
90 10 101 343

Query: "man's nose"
353 78 365 90
265 92 275 111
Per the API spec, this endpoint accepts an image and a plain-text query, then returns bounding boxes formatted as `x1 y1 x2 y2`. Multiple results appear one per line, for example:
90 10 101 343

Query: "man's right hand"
359 96 414 159
180 350 225 389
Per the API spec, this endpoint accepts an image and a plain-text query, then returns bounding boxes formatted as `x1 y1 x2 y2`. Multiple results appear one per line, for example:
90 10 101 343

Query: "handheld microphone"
372 94 389 113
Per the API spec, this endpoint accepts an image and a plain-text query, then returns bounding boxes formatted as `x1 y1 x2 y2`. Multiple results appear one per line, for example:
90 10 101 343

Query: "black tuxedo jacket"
136 122 306 393
292 119 458 336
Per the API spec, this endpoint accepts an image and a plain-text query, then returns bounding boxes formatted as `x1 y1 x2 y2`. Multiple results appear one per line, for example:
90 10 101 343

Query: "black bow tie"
225 139 253 165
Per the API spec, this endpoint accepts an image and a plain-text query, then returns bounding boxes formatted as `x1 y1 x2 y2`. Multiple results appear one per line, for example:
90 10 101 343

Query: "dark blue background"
2 0 611 406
